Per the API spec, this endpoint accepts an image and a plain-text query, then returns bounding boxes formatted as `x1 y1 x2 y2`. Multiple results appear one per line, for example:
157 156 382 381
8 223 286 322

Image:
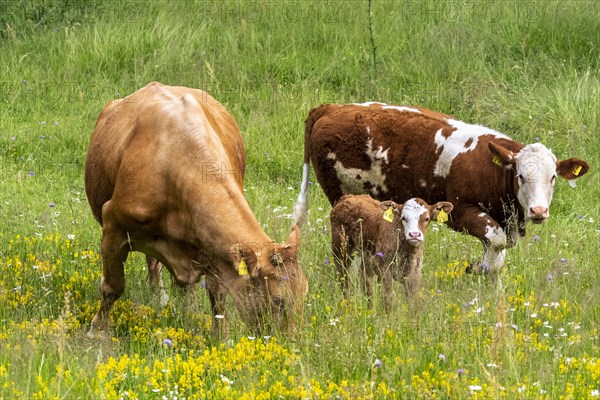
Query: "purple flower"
510 324 519 331
578 215 584 219
11 136 15 141
457 368 466 376
27 171 35 177
373 358 383 368
40 135 46 139
560 258 567 263
280 275 289 281
162 338 173 348
532 235 541 242
324 259 330 266
200 280 206 289
375 252 384 258
49 203 55 208
546 273 554 282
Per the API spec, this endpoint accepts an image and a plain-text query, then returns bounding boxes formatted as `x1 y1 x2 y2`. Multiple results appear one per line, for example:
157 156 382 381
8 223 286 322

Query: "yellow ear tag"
383 207 394 223
437 209 448 223
572 165 582 176
492 155 503 167
238 258 248 276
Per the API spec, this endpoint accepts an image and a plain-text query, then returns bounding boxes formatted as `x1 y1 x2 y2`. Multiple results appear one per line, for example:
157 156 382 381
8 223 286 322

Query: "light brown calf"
330 194 453 311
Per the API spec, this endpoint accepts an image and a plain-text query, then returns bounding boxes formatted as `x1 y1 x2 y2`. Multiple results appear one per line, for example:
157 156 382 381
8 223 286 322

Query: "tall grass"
1 1 599 398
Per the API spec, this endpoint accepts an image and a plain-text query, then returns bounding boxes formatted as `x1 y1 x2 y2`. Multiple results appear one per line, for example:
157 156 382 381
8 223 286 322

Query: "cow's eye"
516 174 523 184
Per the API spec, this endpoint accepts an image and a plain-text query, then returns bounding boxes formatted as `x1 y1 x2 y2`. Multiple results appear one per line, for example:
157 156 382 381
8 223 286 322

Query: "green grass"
1 1 599 398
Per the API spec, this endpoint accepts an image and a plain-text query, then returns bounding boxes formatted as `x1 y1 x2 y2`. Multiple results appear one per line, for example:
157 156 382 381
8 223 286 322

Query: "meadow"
0 0 599 398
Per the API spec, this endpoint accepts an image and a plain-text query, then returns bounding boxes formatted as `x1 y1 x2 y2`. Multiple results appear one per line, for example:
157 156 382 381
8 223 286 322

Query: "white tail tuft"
291 163 311 227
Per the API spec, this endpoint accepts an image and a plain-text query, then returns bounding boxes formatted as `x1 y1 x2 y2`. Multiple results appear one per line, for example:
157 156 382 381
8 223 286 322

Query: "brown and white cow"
330 194 453 311
292 102 589 276
85 82 307 337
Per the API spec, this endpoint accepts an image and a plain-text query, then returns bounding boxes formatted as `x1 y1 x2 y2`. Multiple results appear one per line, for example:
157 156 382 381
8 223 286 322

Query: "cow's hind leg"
88 202 130 337
332 227 353 301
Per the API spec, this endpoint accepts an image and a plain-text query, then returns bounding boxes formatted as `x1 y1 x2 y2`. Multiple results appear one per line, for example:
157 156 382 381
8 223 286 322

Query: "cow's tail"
291 104 330 228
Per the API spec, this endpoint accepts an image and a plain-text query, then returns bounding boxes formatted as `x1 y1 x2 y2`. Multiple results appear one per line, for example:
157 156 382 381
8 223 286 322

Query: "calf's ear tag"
572 165 582 176
238 258 248 275
492 155 503 167
437 209 448 223
383 207 394 223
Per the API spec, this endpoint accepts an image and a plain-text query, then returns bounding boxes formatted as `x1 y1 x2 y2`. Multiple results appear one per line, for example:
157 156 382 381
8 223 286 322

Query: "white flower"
469 385 482 392
591 389 599 397
215 314 225 319
530 313 538 318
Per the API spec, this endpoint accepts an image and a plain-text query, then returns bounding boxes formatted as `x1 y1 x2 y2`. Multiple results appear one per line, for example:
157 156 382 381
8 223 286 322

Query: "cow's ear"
379 200 397 211
430 201 454 221
557 158 589 180
230 243 258 277
488 142 515 168
272 226 300 265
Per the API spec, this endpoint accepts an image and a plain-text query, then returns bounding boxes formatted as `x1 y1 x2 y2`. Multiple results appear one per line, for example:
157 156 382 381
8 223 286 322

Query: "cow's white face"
399 198 454 246
400 199 428 245
513 143 557 223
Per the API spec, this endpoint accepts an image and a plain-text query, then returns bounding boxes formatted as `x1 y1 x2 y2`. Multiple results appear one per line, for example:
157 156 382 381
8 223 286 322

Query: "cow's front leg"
206 274 229 340
448 205 508 278
147 256 169 307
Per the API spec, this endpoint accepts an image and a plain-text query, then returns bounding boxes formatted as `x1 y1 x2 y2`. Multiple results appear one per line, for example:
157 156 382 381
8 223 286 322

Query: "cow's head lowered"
489 142 589 223
229 226 307 334
380 198 454 246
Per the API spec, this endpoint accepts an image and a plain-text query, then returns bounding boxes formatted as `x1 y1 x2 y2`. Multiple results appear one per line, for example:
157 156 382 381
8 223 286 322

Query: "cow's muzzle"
529 206 549 224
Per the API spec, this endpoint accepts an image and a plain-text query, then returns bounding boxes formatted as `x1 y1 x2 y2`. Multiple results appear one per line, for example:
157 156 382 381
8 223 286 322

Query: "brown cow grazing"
293 102 589 277
85 82 308 337
330 194 453 311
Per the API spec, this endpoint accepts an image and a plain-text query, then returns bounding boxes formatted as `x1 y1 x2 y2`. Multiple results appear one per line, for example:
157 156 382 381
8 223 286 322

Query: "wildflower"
41 122 46 125
324 259 330 266
438 354 446 362
54 121 59 126
578 215 584 219
375 252 384 258
561 258 567 263
11 136 15 141
329 318 339 326
532 235 540 242
162 339 173 348
40 135 46 139
372 358 382 368
220 374 233 385
280 275 289 281
200 280 206 289
546 273 554 282
215 314 225 319
591 389 599 397
49 203 55 208
67 234 75 240
510 324 519 331
457 368 466 376
27 171 35 177
469 385 482 392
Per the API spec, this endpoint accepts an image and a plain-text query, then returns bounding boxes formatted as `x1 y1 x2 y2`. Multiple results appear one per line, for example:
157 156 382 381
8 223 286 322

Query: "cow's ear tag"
572 165 582 176
492 155 503 167
437 209 448 223
238 258 248 276
383 207 394 223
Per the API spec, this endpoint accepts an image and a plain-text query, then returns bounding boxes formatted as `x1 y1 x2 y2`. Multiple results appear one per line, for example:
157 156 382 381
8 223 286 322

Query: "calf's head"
382 198 453 247
230 226 307 334
489 142 589 224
